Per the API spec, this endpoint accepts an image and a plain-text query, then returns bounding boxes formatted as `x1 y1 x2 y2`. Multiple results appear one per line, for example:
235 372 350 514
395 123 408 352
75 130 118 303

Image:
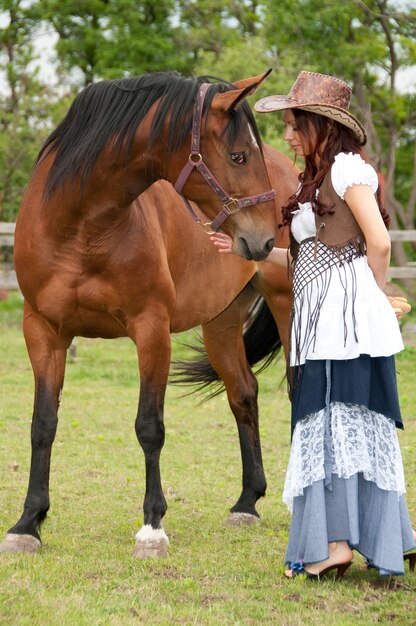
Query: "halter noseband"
174 83 276 234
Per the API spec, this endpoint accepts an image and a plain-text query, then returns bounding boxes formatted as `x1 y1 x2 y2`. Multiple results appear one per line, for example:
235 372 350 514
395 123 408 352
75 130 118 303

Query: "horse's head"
170 71 277 262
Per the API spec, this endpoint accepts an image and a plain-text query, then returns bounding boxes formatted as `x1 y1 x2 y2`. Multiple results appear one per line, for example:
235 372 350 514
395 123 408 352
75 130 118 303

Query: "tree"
176 0 264 64
261 0 416 288
0 0 64 221
36 0 190 85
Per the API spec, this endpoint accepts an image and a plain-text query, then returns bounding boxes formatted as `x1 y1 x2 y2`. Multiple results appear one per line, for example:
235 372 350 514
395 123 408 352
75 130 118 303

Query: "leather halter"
174 83 276 234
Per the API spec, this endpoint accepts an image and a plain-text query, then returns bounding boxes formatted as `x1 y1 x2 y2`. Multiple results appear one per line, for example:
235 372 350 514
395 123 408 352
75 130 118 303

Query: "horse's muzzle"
238 236 275 262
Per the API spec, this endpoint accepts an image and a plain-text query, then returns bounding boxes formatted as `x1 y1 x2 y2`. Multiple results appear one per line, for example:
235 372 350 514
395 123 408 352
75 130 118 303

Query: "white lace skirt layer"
283 402 406 511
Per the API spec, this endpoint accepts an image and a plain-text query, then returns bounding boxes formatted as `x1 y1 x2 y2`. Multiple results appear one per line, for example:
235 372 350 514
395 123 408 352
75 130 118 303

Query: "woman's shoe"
404 552 416 573
284 559 352 580
362 552 416 573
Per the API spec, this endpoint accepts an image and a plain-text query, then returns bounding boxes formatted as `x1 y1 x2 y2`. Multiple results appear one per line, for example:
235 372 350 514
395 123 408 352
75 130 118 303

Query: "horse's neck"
32 150 164 227
97 139 165 204
19 173 140 251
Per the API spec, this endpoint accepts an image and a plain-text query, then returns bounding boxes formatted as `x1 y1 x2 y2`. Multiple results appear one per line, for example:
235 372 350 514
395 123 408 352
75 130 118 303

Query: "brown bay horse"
0 68 297 557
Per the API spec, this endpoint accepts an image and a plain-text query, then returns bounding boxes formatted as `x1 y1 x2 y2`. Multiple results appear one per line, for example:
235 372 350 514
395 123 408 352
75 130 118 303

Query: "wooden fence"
1 222 416 290
387 230 416 279
0 222 17 290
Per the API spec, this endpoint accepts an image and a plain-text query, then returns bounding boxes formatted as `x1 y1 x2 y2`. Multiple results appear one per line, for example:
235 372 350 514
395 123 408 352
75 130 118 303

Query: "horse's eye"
230 152 247 165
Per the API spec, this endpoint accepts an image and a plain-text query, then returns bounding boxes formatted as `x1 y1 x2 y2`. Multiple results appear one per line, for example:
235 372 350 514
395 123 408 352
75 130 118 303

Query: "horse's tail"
170 298 282 398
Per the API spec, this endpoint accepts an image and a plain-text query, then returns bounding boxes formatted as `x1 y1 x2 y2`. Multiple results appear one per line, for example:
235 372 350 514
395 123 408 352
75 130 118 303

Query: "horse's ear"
212 69 272 113
232 69 272 92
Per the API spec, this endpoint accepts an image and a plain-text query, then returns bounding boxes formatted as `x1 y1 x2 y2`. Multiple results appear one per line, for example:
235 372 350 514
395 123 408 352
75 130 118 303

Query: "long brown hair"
281 109 390 228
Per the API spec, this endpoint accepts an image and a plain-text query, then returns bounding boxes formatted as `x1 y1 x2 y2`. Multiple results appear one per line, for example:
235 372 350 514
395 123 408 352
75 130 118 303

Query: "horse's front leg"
131 314 171 558
202 290 266 525
0 303 70 553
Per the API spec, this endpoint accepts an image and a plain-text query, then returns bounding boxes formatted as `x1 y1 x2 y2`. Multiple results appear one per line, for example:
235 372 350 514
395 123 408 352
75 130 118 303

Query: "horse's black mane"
39 70 263 199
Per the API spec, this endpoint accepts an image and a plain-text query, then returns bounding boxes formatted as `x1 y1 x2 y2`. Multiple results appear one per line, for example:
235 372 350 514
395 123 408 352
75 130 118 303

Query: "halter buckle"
223 198 240 214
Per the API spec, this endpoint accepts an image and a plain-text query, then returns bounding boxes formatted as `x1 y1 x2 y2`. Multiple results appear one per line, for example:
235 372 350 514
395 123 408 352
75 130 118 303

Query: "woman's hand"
210 232 234 254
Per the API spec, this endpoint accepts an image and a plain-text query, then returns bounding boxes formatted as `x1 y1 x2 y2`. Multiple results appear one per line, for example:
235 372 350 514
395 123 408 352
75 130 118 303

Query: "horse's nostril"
239 237 253 261
265 238 274 255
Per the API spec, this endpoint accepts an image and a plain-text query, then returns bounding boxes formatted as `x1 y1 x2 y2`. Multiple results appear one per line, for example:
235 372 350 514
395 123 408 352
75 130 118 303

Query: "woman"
211 71 415 578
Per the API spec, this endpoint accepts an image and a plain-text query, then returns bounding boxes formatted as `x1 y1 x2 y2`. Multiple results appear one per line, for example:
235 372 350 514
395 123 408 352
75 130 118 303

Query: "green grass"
0 293 415 625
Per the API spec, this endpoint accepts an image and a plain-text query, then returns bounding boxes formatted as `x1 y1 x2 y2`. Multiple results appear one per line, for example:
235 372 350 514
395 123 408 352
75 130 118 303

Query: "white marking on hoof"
133 524 169 558
226 512 260 526
0 533 41 554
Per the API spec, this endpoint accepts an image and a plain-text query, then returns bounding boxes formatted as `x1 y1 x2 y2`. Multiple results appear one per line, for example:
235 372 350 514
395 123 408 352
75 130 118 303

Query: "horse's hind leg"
202 289 266 525
0 303 70 553
130 313 171 558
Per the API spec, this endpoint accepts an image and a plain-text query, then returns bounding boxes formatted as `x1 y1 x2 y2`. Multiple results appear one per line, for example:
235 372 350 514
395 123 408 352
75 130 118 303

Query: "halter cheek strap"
174 83 276 233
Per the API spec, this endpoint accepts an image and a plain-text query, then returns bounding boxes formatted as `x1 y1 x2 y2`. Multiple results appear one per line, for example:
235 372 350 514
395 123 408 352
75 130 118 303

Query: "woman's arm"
263 246 290 268
210 233 289 268
344 184 391 290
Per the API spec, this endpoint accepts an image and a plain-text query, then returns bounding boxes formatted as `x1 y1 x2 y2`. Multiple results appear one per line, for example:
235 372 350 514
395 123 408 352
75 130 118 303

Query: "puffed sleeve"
331 152 378 200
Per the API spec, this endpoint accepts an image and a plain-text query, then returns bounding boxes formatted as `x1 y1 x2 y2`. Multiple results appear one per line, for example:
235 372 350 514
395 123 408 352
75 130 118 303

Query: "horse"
0 68 296 557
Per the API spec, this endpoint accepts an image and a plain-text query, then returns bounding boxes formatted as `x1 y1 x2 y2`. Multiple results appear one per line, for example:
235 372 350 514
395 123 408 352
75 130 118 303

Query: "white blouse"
290 152 403 366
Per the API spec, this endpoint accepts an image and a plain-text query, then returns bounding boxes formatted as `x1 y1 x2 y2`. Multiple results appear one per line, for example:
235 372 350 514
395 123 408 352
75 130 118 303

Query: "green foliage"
36 0 191 83
0 1 74 221
177 0 248 62
0 92 58 221
396 134 416 208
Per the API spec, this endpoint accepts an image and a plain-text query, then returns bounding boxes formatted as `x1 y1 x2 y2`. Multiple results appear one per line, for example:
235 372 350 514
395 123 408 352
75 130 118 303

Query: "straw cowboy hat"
254 71 366 145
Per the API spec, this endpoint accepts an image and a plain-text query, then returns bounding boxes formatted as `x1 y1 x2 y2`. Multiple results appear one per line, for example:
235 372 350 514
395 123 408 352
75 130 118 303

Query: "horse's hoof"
133 524 169 558
226 512 260 526
0 533 41 554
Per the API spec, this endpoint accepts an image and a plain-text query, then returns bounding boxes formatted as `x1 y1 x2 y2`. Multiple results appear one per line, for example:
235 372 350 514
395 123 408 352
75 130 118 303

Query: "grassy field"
0 292 415 626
